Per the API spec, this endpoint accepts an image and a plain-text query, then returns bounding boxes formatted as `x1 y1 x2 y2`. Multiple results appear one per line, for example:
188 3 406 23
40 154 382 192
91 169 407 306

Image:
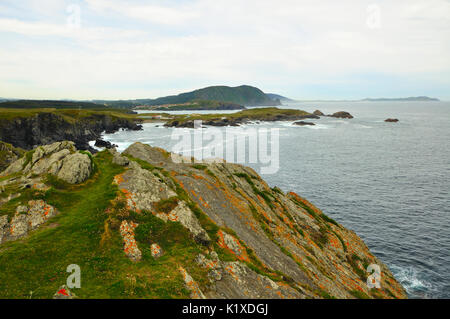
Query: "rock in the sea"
293 121 315 126
94 139 117 149
56 152 92 184
313 110 324 116
297 114 320 120
385 118 399 123
330 111 354 119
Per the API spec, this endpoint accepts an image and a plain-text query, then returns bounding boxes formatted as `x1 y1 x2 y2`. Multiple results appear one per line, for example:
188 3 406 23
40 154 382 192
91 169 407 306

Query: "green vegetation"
138 85 280 106
234 172 275 209
0 100 104 109
154 197 179 214
164 107 311 127
0 151 207 298
347 253 367 281
0 141 25 171
349 289 370 299
0 108 139 122
152 99 244 111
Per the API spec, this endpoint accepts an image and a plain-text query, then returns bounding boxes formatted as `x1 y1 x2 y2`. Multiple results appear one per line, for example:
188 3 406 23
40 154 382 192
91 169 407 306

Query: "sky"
0 0 449 100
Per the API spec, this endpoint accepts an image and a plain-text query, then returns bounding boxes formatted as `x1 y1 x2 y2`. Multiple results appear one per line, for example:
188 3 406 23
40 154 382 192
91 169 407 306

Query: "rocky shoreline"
0 141 408 299
0 111 142 153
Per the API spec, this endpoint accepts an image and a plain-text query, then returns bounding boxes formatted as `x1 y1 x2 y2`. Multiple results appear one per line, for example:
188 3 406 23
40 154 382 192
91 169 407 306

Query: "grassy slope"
0 108 138 122
143 85 278 106
0 151 207 298
152 99 244 110
163 107 311 125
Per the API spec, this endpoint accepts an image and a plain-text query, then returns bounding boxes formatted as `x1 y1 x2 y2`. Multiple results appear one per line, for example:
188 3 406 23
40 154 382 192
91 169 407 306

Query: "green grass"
154 197 179 214
0 108 139 123
0 151 207 298
164 107 311 126
234 173 275 209
349 289 370 299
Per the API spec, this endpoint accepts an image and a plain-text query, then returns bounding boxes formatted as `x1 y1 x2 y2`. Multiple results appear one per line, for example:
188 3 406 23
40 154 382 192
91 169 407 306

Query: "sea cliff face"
0 141 407 299
0 111 142 152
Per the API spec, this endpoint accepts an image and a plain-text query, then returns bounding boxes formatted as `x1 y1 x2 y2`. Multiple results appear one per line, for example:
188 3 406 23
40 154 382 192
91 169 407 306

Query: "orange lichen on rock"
119 220 141 261
217 230 249 262
179 266 205 299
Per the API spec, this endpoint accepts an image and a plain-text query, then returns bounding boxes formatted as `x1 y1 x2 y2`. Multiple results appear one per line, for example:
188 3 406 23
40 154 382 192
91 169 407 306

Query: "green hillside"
143 85 281 106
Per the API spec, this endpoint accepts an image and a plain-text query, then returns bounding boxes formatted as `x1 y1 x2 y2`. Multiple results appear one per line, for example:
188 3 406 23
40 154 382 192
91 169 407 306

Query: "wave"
390 265 435 298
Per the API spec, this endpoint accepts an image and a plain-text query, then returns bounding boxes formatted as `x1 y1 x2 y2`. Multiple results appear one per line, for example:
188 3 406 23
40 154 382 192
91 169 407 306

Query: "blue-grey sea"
97 101 450 299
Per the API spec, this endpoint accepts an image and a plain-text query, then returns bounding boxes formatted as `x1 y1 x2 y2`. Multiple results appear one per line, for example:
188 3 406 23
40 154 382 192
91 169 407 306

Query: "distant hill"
136 99 245 111
266 93 296 103
141 85 281 107
362 96 439 102
0 100 107 109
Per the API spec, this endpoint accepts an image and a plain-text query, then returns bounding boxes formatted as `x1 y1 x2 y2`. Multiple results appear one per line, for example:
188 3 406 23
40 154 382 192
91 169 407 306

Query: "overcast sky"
0 0 449 100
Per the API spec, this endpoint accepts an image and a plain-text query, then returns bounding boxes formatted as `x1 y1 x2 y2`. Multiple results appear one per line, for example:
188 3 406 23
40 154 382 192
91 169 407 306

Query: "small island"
163 107 313 128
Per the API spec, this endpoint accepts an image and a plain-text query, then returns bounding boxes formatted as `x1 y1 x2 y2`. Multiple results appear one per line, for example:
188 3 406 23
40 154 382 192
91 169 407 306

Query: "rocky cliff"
0 141 407 299
0 110 142 152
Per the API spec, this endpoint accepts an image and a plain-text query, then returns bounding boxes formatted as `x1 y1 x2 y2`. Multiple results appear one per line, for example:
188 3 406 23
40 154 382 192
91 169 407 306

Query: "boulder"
385 118 399 123
150 243 163 258
313 110 324 116
330 111 353 119
94 139 117 149
293 121 315 126
119 220 142 262
123 142 172 166
160 201 211 245
32 141 75 165
0 200 58 244
1 157 26 176
27 200 57 229
56 153 92 184
108 148 129 166
31 149 70 175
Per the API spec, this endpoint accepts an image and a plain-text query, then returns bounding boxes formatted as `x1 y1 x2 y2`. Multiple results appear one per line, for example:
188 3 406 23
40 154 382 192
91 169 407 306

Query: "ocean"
97 101 450 299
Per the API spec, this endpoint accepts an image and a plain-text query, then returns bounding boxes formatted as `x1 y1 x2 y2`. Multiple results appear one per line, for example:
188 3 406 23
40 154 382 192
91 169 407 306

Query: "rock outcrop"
313 110 325 116
294 121 316 126
329 111 354 119
0 200 57 244
385 118 399 123
0 141 24 172
0 141 408 299
0 111 142 152
108 142 407 299
0 141 92 184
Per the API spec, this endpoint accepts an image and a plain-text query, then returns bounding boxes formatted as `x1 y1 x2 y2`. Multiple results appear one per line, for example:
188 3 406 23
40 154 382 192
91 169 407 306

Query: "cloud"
0 0 449 99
